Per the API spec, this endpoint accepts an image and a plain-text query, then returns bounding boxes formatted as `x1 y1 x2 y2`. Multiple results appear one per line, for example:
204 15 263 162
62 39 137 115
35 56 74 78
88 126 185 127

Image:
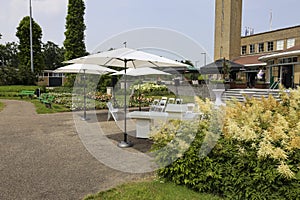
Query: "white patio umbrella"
110 67 171 76
111 67 171 111
54 64 117 120
65 47 189 148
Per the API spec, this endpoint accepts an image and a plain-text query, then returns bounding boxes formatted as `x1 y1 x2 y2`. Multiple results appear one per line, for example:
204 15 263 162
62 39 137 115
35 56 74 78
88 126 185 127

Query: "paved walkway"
0 100 152 200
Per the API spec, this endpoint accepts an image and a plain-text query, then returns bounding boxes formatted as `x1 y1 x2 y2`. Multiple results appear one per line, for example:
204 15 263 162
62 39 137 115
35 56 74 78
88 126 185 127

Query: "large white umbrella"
54 64 117 120
65 47 189 148
54 63 117 74
110 67 171 76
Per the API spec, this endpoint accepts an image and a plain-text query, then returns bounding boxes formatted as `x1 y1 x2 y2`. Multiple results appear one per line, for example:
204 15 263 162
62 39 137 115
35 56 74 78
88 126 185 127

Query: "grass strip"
84 180 222 200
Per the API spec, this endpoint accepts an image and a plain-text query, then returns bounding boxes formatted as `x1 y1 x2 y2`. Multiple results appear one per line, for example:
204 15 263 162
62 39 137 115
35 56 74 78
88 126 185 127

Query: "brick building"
213 0 300 88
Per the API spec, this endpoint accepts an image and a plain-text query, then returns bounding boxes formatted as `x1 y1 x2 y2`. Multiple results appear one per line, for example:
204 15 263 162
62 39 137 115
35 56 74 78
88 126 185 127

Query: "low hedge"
151 88 300 199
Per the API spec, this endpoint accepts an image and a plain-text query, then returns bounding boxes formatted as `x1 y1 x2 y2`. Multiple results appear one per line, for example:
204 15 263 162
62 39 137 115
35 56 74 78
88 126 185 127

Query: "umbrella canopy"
199 58 245 74
53 64 117 121
53 63 117 74
65 47 188 148
65 47 189 68
111 67 171 76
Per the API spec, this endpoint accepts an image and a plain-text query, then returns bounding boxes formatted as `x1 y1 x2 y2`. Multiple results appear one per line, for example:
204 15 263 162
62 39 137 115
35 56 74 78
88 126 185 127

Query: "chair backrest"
168 98 175 104
159 99 167 106
152 99 160 105
175 98 183 104
161 96 168 101
157 99 167 112
107 102 113 110
150 99 160 111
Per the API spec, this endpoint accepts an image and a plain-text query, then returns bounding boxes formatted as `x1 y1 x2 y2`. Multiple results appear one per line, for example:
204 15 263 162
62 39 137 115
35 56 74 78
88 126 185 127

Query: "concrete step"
221 89 281 102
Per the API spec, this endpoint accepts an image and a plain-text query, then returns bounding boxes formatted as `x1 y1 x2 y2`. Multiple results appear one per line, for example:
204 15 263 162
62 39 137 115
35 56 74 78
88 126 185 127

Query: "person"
257 69 264 80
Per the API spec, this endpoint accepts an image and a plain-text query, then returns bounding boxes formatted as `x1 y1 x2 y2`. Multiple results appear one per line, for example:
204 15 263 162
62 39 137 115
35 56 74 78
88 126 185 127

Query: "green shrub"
130 82 170 96
152 90 300 200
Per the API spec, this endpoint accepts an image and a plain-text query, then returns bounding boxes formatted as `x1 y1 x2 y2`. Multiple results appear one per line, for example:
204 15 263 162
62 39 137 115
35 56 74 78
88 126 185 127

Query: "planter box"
255 83 269 89
230 82 247 89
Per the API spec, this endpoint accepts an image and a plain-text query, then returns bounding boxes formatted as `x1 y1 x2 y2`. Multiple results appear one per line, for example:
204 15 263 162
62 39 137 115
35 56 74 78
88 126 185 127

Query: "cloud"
0 0 68 44
34 0 67 16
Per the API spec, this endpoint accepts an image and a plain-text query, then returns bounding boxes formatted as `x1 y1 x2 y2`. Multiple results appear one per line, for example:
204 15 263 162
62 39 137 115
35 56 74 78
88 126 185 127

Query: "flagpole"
269 9 273 31
29 0 34 72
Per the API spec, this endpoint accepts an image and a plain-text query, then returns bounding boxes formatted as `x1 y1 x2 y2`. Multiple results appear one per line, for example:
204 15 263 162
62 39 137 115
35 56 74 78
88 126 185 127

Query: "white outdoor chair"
106 102 118 121
161 96 168 101
150 99 160 111
175 98 183 104
168 97 175 104
155 99 167 112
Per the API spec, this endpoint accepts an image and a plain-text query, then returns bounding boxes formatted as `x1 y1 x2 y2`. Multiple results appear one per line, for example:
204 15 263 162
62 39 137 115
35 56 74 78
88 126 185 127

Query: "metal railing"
269 78 281 91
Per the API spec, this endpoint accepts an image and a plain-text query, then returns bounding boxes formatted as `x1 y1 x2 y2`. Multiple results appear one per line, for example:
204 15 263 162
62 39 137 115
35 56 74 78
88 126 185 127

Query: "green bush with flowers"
49 92 110 110
129 82 171 107
130 82 170 96
151 88 300 199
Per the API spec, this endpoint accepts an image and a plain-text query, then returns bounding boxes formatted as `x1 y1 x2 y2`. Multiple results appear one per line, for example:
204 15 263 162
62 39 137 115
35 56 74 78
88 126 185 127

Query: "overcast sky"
0 0 299 64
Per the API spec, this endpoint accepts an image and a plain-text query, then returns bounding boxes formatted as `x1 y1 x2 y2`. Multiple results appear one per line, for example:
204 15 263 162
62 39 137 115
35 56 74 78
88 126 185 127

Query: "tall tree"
64 0 87 61
16 16 44 84
42 41 65 70
3 42 19 67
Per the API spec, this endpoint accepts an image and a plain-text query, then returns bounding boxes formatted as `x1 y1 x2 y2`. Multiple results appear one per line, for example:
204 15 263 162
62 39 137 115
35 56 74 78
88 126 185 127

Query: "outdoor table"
127 111 168 138
212 89 225 106
164 104 188 118
127 110 202 138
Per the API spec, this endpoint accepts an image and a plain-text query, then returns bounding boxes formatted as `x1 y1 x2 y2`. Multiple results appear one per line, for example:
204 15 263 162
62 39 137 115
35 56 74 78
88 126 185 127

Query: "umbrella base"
81 116 90 121
118 140 133 148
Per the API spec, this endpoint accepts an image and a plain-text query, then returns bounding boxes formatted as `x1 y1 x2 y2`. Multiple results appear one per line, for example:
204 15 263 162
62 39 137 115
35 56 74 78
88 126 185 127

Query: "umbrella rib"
148 61 160 67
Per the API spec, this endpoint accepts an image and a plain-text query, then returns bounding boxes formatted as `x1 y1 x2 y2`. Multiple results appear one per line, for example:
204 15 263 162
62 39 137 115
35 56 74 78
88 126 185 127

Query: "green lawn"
84 180 223 200
30 99 70 114
0 101 4 111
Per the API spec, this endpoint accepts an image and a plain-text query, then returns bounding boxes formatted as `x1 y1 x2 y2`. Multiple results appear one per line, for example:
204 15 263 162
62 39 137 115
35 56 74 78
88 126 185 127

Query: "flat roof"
241 25 300 38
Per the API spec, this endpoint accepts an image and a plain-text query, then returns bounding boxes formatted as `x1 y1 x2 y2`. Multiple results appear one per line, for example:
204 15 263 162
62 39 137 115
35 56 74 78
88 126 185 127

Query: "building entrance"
281 65 293 88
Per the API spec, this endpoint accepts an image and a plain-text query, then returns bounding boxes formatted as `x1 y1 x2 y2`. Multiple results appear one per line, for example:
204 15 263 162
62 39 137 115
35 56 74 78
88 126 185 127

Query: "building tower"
214 0 243 61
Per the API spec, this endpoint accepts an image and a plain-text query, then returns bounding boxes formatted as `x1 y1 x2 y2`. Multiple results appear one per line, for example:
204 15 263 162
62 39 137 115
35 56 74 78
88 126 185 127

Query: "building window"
279 57 298 64
241 45 247 55
249 44 255 54
287 38 295 49
267 41 274 51
276 40 284 50
267 60 275 66
258 43 264 52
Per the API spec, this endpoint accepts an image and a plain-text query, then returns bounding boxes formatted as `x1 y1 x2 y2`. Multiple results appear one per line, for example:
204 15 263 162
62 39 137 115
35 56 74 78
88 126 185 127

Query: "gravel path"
0 100 152 200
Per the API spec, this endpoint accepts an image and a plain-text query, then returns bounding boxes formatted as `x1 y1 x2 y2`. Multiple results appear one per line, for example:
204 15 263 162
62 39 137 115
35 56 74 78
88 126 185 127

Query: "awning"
199 58 245 74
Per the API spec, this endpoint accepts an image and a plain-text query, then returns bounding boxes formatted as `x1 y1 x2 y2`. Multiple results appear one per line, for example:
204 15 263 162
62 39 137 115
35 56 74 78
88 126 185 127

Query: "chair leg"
107 112 111 121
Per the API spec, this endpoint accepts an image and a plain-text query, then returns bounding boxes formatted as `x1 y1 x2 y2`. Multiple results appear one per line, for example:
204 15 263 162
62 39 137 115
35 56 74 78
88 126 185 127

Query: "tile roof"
233 55 267 66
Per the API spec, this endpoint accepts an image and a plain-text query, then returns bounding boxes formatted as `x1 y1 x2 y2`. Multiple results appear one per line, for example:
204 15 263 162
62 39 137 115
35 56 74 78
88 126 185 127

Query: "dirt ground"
0 100 154 200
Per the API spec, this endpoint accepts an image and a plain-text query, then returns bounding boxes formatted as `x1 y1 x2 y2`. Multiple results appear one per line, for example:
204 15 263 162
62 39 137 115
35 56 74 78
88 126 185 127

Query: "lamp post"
29 0 34 73
195 60 200 68
201 52 206 67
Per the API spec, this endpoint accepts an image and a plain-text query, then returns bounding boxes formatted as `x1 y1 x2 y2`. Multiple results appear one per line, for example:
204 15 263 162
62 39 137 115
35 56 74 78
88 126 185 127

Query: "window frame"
287 38 295 49
267 41 274 52
249 44 255 54
241 45 247 55
276 40 284 51
258 43 264 53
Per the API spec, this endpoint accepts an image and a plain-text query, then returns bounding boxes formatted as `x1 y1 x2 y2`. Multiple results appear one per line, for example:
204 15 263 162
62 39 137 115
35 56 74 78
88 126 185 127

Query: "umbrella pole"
81 69 89 121
118 60 133 148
